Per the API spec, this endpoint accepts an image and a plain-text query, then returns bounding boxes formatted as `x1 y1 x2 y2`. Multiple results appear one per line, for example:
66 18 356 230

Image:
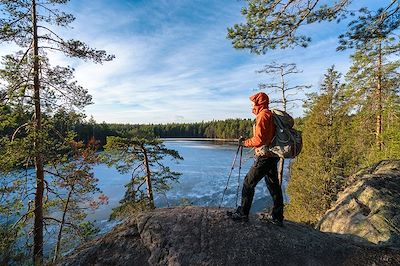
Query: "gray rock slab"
60 206 400 266
318 160 400 247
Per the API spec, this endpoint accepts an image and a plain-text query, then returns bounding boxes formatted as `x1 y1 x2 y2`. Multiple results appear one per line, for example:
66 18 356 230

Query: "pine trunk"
53 188 73 263
280 67 287 112
32 0 45 264
376 41 383 150
142 145 155 209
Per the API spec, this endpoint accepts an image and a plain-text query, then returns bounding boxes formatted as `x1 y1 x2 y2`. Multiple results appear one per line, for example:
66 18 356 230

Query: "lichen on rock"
318 160 400 247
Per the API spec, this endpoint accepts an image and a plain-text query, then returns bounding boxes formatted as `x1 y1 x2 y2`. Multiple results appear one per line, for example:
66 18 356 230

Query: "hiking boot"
227 207 249 222
230 211 249 222
259 213 283 227
268 218 283 227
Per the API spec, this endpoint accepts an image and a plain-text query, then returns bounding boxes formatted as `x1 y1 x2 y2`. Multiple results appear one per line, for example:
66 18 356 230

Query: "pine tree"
338 7 400 152
286 66 350 224
0 0 113 264
45 137 108 263
345 48 400 164
102 135 183 218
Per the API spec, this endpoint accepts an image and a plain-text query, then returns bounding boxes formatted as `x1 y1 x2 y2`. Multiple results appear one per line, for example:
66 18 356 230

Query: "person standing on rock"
229 92 283 226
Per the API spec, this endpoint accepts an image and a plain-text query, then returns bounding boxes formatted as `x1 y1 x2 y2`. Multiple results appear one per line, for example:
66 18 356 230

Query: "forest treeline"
0 106 257 144
73 118 255 146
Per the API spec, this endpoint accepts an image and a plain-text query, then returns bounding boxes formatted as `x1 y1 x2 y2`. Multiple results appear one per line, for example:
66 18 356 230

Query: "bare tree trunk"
279 67 287 112
141 145 155 209
376 40 383 151
53 188 73 263
258 63 310 112
32 0 45 265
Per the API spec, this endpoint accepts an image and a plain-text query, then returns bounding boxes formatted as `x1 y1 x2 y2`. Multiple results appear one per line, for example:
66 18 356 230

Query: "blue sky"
1 0 393 124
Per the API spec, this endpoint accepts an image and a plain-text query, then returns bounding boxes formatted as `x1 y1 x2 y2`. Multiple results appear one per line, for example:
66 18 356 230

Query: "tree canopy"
227 0 399 54
0 0 113 264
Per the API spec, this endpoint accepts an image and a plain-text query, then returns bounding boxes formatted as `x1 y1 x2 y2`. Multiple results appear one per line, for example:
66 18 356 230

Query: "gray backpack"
255 109 302 158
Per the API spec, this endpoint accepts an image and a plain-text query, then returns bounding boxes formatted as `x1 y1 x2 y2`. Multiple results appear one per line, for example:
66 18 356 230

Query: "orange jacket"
244 92 276 148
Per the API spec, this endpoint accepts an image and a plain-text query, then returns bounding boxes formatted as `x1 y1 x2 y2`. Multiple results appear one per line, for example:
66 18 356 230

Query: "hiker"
230 92 283 226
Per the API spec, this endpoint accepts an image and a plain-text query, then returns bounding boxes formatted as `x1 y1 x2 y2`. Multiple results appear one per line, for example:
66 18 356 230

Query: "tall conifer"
0 1 113 264
338 7 400 151
286 66 349 224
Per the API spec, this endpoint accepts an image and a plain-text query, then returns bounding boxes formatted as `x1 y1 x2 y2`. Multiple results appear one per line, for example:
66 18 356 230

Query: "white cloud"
69 31 354 123
0 0 364 123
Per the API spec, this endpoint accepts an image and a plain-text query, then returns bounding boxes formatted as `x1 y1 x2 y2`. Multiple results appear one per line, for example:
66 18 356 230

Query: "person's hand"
238 136 245 146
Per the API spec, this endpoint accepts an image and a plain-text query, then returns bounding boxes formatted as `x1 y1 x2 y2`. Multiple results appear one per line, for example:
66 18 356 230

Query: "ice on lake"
89 140 290 223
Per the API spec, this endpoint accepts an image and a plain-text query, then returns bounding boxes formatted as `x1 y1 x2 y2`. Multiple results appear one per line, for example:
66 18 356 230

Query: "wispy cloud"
1 0 373 123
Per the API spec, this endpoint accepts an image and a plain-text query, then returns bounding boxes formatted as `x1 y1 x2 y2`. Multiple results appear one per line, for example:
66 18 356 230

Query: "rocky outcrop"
318 160 400 247
61 206 399 266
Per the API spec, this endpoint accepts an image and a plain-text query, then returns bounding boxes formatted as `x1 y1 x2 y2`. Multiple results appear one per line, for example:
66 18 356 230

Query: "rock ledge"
318 160 400 247
61 206 399 266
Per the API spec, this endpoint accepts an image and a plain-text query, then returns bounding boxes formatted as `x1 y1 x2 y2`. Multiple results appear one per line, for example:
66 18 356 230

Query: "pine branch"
12 203 35 229
42 216 80 231
37 25 64 41
18 45 33 66
11 122 30 141
0 7 31 27
38 34 64 45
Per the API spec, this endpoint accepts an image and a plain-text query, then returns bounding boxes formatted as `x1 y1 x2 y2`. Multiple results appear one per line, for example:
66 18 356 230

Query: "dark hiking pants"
240 156 283 221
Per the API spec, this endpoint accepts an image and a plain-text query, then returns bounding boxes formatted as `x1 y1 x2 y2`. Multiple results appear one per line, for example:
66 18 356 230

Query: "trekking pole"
219 145 241 208
235 145 243 208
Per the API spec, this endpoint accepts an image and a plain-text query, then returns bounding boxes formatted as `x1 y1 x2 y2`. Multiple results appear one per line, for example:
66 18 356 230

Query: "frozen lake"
90 140 290 228
0 140 291 255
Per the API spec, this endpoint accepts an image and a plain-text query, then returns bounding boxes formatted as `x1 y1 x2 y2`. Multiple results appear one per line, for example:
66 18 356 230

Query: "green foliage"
0 110 106 263
337 7 400 51
0 0 113 263
286 66 351 224
228 1 399 54
284 4 400 225
363 94 400 164
0 224 26 265
45 138 109 262
344 18 400 162
227 0 351 54
287 56 400 225
71 118 254 147
78 221 100 242
109 199 152 220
